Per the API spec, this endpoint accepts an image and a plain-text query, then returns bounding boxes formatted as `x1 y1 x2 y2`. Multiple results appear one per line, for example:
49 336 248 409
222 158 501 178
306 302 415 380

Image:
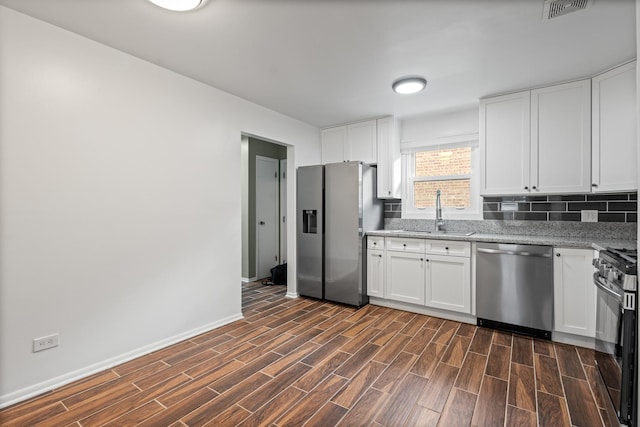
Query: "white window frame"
401 133 482 220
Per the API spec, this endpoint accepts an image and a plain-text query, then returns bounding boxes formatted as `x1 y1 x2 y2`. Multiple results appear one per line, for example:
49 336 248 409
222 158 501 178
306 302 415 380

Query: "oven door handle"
593 273 623 300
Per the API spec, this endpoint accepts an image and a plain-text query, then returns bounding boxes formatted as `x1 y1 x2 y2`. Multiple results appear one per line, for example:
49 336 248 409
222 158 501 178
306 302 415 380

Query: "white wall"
400 107 479 144
0 6 319 406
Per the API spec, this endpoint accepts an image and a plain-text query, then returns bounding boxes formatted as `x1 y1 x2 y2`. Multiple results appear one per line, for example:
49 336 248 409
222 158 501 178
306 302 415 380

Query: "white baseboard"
285 292 299 299
0 312 243 409
552 330 596 349
241 276 258 283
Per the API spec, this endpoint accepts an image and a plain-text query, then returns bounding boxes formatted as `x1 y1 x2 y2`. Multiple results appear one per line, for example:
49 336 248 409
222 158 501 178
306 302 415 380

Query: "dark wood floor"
1 281 613 426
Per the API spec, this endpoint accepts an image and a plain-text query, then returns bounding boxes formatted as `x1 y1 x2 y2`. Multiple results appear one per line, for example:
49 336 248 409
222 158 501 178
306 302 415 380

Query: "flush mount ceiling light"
392 77 427 95
148 0 206 11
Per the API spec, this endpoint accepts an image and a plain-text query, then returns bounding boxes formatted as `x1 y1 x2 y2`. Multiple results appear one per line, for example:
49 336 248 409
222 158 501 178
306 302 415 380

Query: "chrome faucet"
435 189 445 231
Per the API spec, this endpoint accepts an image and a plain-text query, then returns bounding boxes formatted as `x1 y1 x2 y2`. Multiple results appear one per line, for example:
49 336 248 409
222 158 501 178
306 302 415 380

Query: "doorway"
241 136 288 282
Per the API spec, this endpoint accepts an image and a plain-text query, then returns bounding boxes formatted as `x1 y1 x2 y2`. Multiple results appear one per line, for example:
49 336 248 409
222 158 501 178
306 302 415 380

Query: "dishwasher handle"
476 247 552 258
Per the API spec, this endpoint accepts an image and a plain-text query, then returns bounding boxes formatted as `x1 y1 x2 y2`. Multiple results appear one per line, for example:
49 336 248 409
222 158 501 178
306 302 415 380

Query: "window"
402 137 480 219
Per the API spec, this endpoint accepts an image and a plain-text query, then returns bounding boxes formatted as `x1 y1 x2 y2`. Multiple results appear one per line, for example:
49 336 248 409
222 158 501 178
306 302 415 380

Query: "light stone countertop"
366 229 637 251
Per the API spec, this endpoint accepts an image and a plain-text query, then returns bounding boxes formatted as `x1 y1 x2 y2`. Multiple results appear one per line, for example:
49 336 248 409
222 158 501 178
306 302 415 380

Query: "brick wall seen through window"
413 147 471 208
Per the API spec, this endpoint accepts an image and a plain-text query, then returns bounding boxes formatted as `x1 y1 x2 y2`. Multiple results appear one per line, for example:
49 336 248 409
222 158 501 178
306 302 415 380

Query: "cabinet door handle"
378 254 383 258
426 259 429 262
420 258 423 261
445 247 449 250
556 253 561 257
592 183 598 188
524 186 529 190
532 186 537 190
388 190 391 195
403 244 406 247
259 221 265 225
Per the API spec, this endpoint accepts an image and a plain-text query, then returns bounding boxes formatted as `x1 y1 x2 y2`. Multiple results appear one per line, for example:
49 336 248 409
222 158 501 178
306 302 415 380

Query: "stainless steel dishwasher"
476 242 553 339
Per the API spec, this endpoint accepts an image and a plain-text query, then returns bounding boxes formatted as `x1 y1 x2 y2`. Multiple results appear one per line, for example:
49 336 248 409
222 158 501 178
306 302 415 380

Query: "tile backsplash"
383 193 637 222
483 193 637 222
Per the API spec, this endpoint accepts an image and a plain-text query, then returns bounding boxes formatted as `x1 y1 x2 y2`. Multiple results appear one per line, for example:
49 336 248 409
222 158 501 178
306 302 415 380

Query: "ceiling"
0 0 636 128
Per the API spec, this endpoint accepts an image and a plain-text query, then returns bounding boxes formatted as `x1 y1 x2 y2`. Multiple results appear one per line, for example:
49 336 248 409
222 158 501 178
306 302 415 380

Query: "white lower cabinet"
386 251 425 305
371 237 471 315
367 249 385 298
426 255 471 314
553 247 596 338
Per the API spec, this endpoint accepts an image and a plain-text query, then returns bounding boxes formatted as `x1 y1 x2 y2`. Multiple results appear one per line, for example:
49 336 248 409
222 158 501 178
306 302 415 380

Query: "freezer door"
296 165 323 299
324 162 364 306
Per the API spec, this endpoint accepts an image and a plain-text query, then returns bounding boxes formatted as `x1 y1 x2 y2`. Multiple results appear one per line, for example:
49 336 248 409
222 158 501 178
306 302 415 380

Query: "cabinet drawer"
367 236 385 250
426 240 471 257
386 237 425 253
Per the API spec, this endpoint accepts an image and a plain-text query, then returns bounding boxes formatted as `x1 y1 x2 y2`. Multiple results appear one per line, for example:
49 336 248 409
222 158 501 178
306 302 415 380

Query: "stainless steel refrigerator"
296 161 383 307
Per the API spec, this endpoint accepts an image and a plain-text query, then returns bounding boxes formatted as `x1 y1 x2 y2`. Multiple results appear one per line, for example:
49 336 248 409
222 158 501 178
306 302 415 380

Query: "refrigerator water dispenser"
302 209 317 233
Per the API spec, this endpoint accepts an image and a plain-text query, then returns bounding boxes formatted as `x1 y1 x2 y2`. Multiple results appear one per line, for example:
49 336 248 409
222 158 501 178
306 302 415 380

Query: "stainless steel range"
593 247 637 426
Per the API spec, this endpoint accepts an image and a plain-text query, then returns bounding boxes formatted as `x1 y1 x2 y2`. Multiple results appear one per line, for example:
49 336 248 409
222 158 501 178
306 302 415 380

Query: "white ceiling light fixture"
392 77 427 95
147 0 206 12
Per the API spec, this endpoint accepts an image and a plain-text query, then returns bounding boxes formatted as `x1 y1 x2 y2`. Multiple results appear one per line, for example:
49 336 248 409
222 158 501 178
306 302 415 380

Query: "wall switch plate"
33 333 59 352
581 210 598 222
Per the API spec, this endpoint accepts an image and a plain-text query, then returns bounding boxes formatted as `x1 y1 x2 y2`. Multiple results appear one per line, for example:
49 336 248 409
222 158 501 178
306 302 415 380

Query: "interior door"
256 156 279 279
279 159 287 264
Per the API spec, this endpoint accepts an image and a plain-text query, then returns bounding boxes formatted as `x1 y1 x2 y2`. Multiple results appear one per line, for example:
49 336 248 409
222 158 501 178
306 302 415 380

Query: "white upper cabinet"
481 79 591 195
321 119 377 164
321 126 347 164
592 62 637 192
347 120 377 164
531 80 591 194
480 91 531 195
376 117 401 199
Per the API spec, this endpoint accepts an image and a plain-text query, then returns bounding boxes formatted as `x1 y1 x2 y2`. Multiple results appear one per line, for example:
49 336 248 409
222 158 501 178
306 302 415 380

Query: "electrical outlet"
33 333 59 352
501 202 517 212
581 210 598 222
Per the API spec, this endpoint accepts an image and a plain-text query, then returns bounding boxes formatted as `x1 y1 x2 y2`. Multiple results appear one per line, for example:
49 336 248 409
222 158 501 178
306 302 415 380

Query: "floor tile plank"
376 374 430 427
440 335 471 368
535 353 564 397
506 405 537 427
416 363 459 412
468 327 493 355
471 375 508 427
332 360 386 408
277 374 347 427
508 363 536 412
410 342 447 378
555 343 587 380
512 335 534 366
436 388 477 427
537 391 571 427
337 388 387 426
294 351 351 392
562 376 603 427
371 351 417 394
454 352 487 394
302 402 348 427
485 343 511 380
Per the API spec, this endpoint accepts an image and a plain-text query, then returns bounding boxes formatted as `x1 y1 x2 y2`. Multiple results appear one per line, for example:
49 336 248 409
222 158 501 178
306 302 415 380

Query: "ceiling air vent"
543 0 592 20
